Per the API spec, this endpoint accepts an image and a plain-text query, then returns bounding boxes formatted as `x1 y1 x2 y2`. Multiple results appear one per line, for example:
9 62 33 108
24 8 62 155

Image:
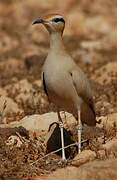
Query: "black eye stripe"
52 18 65 23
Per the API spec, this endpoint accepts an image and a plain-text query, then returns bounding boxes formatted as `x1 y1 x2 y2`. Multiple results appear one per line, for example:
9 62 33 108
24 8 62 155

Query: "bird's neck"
49 32 66 53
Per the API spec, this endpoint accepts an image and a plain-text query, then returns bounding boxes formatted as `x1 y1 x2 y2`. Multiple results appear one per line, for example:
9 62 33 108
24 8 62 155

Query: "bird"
32 14 96 161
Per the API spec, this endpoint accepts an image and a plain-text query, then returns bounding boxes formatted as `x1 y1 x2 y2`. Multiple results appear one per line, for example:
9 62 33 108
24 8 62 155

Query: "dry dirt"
0 0 117 179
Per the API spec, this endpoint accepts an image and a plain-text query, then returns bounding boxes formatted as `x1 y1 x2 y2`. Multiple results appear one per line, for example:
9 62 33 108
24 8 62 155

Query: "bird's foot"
61 156 67 162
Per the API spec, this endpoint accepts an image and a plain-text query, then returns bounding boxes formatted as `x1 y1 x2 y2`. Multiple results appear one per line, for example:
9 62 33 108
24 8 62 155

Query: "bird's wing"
41 71 48 96
69 67 95 116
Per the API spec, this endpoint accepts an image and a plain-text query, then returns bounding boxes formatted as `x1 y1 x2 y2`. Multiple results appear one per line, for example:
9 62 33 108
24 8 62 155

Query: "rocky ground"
0 0 117 179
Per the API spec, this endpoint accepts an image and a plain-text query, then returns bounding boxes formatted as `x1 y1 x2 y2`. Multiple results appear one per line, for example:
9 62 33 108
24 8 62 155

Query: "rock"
103 138 117 157
0 88 7 96
6 135 23 147
85 16 112 35
66 11 87 36
0 33 19 52
91 62 117 85
13 79 34 94
36 159 117 180
97 150 106 159
81 40 102 50
106 29 117 46
33 80 42 88
0 95 22 116
66 14 113 38
7 58 24 70
10 113 58 131
72 150 96 166
16 91 37 103
0 58 24 71
39 96 49 107
60 111 76 128
97 113 117 130
15 92 32 104
6 79 43 105
5 79 35 97
97 139 117 159
0 112 75 130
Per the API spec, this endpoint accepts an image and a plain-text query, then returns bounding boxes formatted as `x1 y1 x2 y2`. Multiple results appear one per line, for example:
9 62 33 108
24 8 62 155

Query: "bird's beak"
32 18 44 25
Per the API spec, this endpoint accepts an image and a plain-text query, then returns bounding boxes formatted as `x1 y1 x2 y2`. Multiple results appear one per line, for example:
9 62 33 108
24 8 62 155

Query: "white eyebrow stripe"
52 15 64 19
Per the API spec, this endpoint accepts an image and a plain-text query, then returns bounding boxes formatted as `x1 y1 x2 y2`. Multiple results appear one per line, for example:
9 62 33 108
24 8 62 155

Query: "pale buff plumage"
32 14 96 161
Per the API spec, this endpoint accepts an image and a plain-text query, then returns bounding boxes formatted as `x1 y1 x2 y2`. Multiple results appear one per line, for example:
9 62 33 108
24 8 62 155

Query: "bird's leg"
77 105 82 153
56 108 66 161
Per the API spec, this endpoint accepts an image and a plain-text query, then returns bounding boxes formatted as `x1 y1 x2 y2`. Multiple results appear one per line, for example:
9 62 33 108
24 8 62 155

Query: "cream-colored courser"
32 14 96 161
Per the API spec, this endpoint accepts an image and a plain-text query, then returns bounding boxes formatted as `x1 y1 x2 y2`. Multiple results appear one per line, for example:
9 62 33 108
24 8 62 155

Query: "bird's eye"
52 18 65 23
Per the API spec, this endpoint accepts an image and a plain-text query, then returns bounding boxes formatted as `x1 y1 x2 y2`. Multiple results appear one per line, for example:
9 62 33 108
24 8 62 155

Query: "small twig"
0 100 7 124
16 132 30 143
30 139 88 165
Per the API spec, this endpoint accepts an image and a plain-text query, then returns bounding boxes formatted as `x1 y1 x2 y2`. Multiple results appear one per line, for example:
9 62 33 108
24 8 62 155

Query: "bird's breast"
43 62 78 110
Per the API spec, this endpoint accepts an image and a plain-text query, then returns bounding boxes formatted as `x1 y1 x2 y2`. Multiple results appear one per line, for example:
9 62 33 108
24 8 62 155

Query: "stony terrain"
0 0 117 179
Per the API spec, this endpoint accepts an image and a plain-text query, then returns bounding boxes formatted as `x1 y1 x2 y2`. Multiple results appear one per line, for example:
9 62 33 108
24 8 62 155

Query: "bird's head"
32 14 65 35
